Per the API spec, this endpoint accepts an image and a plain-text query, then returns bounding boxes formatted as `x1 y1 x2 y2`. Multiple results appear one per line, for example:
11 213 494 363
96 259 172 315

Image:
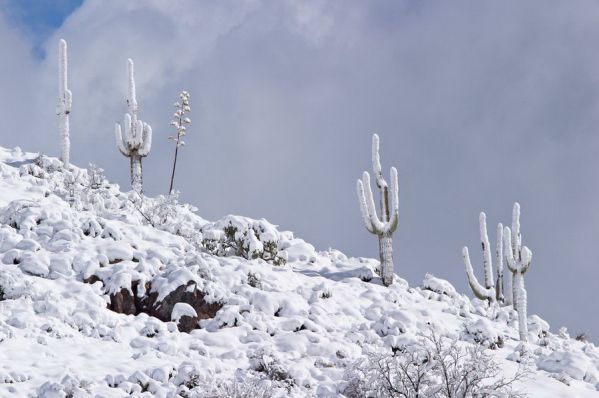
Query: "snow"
171 303 197 322
0 147 596 396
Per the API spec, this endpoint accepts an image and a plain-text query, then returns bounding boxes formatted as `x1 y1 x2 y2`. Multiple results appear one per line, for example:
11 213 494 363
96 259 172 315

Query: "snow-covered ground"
0 146 597 397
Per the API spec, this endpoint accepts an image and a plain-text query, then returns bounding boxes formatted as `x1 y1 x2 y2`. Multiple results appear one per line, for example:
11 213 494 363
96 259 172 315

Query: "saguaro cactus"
356 134 399 286
462 212 504 304
115 58 152 193
57 39 72 167
503 202 533 342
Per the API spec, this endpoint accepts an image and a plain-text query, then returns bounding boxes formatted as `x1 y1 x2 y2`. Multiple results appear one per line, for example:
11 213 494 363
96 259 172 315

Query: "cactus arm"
463 246 494 301
134 119 144 147
387 166 399 233
138 123 152 156
123 113 137 148
479 212 494 289
115 123 130 157
503 226 517 273
521 246 532 273
357 179 376 234
361 171 386 233
495 222 504 302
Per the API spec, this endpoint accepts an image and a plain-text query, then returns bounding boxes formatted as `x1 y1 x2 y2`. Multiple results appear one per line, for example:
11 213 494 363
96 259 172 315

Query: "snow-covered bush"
464 318 505 349
248 348 295 391
357 133 399 286
201 216 287 265
115 59 152 193
344 330 527 397
186 373 275 398
86 163 106 190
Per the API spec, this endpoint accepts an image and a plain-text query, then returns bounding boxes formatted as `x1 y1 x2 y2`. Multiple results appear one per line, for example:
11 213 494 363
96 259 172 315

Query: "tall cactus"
115 58 152 193
462 212 504 304
503 202 533 342
57 39 72 167
356 134 399 286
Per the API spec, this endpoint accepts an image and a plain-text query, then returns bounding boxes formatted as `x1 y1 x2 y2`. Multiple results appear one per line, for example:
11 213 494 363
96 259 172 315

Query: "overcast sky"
1 0 599 341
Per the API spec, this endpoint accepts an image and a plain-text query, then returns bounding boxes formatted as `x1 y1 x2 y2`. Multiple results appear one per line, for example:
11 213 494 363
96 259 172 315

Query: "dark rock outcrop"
86 278 221 332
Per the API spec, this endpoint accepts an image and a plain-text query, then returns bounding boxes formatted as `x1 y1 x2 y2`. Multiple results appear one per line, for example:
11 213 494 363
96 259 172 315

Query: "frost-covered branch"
356 134 399 286
462 212 504 304
168 90 191 194
57 39 72 167
115 59 152 193
504 202 533 342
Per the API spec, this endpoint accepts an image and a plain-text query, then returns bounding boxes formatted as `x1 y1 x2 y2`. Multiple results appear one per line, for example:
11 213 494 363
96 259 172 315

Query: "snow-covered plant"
87 163 106 190
115 58 152 193
201 217 287 265
131 192 181 228
344 330 527 398
462 212 504 304
249 348 295 391
168 90 191 194
57 39 72 168
176 371 275 398
356 134 399 286
504 202 533 343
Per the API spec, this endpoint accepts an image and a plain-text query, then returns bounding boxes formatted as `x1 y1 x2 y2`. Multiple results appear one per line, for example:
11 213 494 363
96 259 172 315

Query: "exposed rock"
108 288 136 315
145 281 221 331
94 278 221 332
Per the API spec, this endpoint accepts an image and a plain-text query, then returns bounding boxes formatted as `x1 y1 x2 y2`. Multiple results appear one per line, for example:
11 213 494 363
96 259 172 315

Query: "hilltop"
0 146 597 397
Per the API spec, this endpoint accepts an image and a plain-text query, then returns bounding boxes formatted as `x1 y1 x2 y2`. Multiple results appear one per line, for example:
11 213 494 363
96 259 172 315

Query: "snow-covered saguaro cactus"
462 212 504 304
57 39 72 167
115 58 152 193
503 202 533 342
357 134 399 287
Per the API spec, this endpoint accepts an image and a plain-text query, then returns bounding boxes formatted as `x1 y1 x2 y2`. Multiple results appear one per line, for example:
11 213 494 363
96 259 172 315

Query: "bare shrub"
345 330 527 398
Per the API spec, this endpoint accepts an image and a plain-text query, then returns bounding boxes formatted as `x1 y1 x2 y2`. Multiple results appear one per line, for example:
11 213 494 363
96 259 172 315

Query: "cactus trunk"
130 154 143 194
60 113 70 167
514 273 528 342
379 233 394 287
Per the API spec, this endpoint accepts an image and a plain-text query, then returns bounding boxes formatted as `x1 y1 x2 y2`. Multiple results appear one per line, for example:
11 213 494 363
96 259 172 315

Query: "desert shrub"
201 216 287 265
248 348 295 391
247 272 262 289
344 330 527 398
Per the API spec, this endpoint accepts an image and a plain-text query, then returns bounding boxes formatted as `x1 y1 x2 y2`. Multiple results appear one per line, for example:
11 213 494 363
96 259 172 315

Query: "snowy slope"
0 146 597 397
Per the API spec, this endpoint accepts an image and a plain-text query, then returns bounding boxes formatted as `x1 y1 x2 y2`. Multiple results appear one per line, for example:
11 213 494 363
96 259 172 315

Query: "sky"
1 0 599 341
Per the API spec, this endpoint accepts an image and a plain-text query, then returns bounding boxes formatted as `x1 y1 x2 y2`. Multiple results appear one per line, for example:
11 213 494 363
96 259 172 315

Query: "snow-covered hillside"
0 146 597 397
